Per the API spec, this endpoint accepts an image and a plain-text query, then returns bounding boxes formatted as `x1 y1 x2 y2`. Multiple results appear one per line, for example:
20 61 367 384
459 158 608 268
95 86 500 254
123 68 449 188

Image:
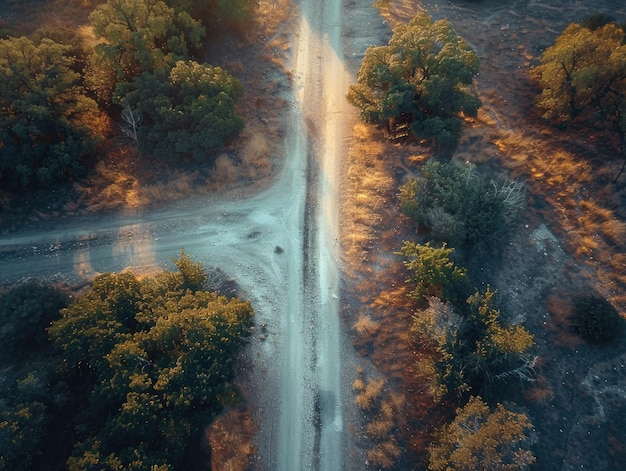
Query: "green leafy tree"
398 241 467 301
0 401 47 471
49 272 142 375
534 20 626 178
88 0 205 90
49 253 253 469
347 12 480 153
0 37 100 189
116 60 244 160
429 396 535 471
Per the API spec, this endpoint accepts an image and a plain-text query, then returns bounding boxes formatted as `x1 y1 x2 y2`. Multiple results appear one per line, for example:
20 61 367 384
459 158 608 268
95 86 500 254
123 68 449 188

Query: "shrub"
397 241 467 301
429 396 535 471
398 160 525 252
0 281 68 356
571 295 623 343
346 12 480 154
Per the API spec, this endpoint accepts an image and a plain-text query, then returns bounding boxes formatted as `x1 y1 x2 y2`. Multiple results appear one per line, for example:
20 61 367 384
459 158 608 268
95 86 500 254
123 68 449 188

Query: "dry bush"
240 131 272 180
355 377 385 411
367 439 402 469
207 408 256 471
373 0 422 29
364 377 385 402
210 155 239 190
75 159 145 212
601 219 626 246
365 418 394 439
355 390 374 411
353 377 366 392
354 314 380 337
256 0 294 37
523 374 554 404
609 253 626 280
545 290 585 349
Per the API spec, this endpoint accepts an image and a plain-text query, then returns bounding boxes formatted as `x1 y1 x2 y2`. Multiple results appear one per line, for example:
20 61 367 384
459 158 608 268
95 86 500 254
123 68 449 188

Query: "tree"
534 20 626 178
462 288 535 388
49 252 253 469
418 287 535 401
88 0 205 87
0 401 47 471
398 241 467 302
116 60 244 160
429 396 535 471
347 12 480 153
0 37 100 189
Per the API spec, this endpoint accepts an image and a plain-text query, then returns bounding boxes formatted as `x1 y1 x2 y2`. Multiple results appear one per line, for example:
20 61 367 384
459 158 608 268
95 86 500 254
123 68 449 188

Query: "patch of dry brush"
353 372 406 469
206 407 257 471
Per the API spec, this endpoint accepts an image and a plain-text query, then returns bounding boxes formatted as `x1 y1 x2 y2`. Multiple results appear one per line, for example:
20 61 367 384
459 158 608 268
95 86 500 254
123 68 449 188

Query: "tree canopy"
116 60 244 160
89 0 205 85
429 396 535 471
535 20 626 156
0 281 69 356
398 160 525 252
0 251 253 470
0 37 100 189
347 12 480 152
88 0 244 161
46 252 254 469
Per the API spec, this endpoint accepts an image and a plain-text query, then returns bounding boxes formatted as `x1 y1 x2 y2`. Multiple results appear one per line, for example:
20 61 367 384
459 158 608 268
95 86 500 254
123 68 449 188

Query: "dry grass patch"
373 0 422 29
523 374 554 405
206 407 256 471
545 290 585 349
353 377 366 392
341 123 397 277
75 152 146 213
367 439 402 469
353 370 407 469
354 314 380 337
239 130 273 180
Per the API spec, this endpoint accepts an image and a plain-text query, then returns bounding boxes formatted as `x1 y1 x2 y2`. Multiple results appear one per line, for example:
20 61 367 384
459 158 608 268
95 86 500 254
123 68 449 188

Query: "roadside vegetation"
345 5 625 470
347 12 480 156
0 251 253 470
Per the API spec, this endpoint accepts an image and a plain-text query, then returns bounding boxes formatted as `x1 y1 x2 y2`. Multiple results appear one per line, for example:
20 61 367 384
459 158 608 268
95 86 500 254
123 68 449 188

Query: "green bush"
571 295 623 343
397 241 467 302
398 160 525 252
0 281 68 356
